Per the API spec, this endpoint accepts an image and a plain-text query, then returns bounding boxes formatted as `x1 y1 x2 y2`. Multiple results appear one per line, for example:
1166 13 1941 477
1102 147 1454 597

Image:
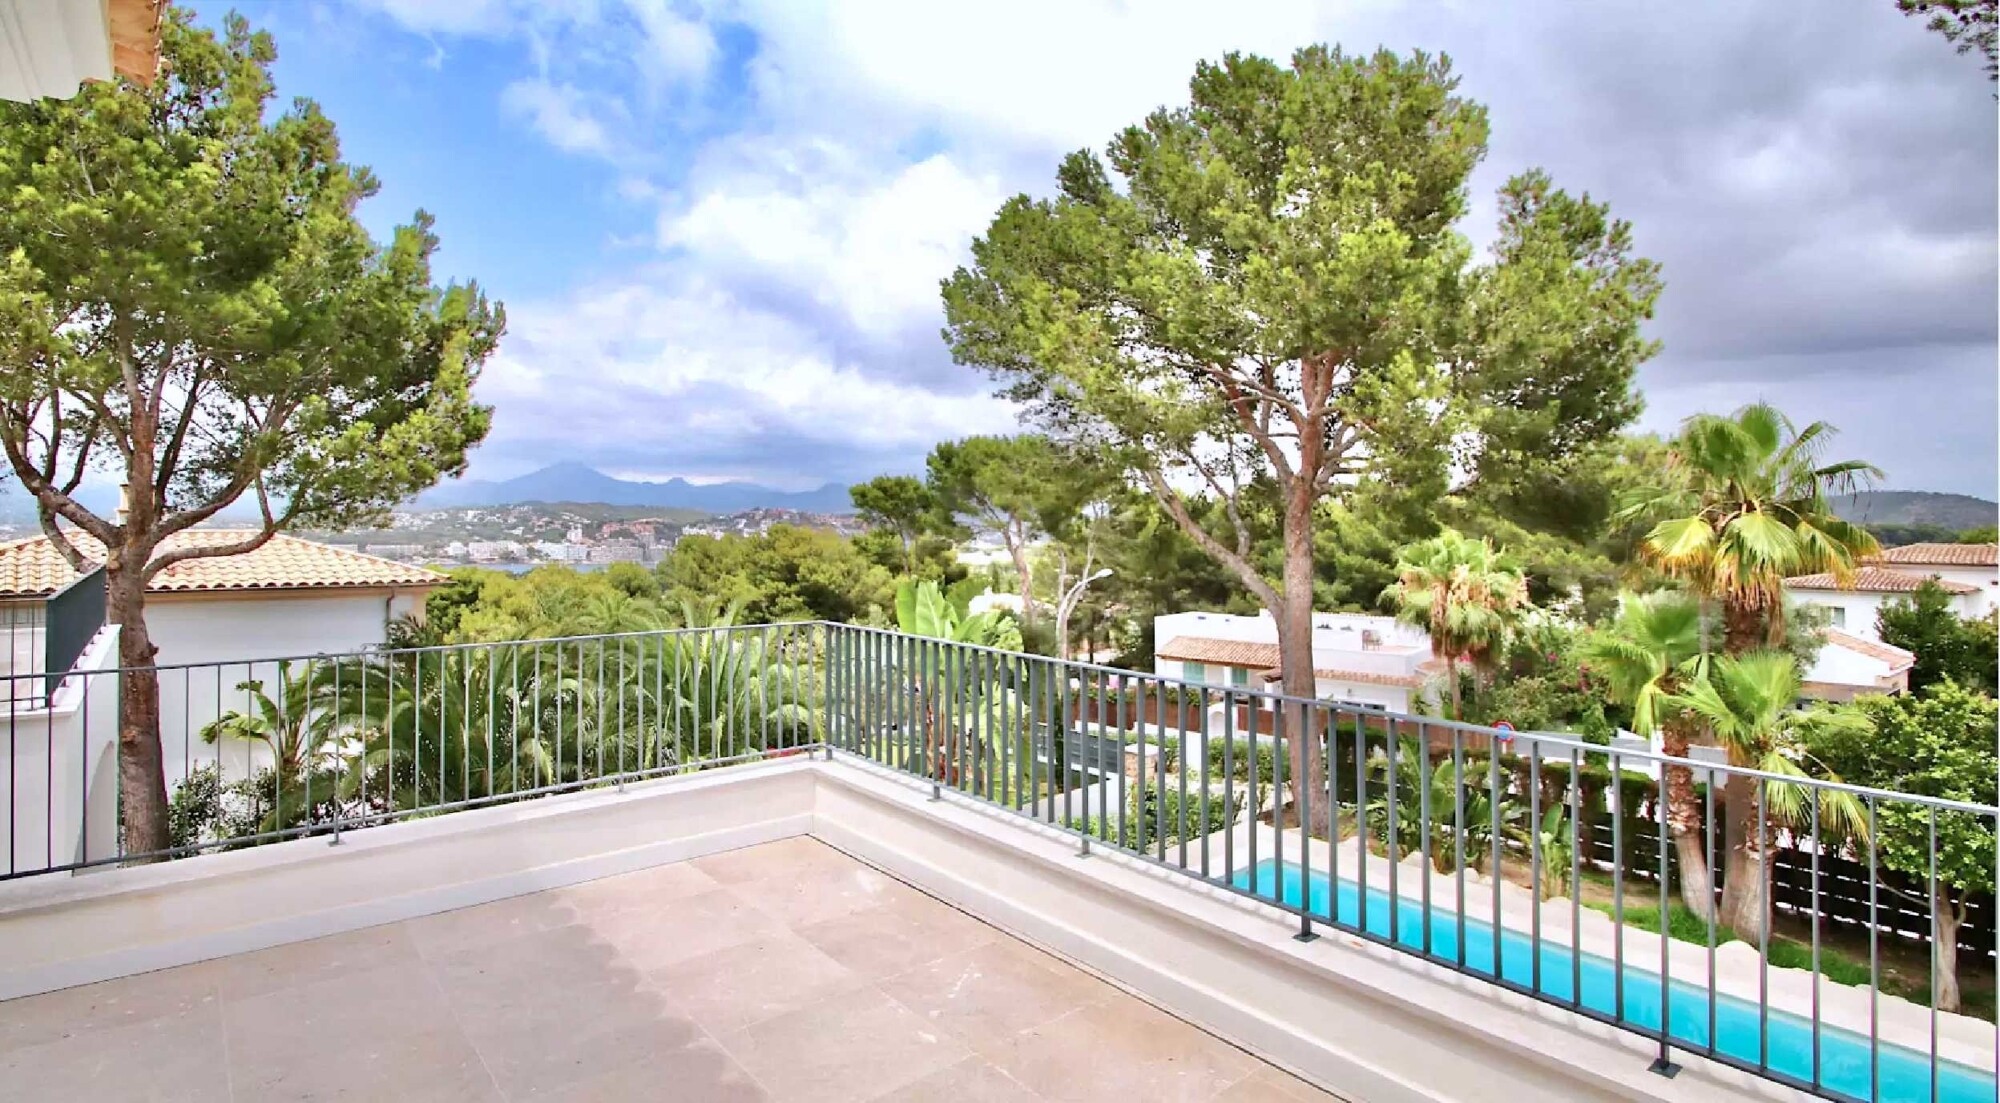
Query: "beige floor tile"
223 960 496 1101
1214 1068 1346 1103
0 963 221 1052
877 940 1108 1055
208 921 424 1000
718 987 971 1103
984 1000 1260 1103
537 1037 772 1103
430 910 706 1096
741 859 927 927
868 1056 1044 1103
0 998 229 1103
586 886 788 972
693 837 857 885
793 892 998 980
548 860 724 917
406 886 595 960
651 931 865 1034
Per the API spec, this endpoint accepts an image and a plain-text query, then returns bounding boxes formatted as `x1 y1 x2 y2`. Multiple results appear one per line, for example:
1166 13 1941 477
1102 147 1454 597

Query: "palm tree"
890 579 1025 794
1669 651 1869 939
1625 403 1880 655
1579 592 1714 917
1382 530 1531 720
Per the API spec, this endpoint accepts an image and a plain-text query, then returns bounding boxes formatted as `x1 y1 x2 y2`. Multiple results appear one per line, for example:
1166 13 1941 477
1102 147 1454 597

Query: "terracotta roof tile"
1784 566 1978 595
0 531 445 599
1871 543 1998 568
1158 635 1424 688
1821 628 1915 672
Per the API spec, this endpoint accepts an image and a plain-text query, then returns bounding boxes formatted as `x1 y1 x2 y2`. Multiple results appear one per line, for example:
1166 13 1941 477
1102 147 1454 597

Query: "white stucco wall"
1794 590 1891 640
0 626 120 876
1921 565 1998 617
144 590 425 792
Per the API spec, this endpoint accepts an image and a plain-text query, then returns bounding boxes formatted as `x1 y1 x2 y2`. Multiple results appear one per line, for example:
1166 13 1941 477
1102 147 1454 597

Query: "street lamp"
1055 567 1112 662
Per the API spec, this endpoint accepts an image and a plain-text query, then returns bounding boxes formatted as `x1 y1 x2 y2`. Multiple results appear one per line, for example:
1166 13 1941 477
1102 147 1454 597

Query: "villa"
1153 610 1438 713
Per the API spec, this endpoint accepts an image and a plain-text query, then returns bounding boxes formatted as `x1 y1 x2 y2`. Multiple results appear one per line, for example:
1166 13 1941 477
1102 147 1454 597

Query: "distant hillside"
1833 490 1997 532
414 462 854 514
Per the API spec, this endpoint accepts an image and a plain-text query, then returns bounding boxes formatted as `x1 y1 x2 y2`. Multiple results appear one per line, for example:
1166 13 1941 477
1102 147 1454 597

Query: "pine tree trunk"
1718 771 1768 939
1935 890 1965 1014
106 560 170 860
1278 486 1330 839
1660 716 1715 919
1006 522 1035 625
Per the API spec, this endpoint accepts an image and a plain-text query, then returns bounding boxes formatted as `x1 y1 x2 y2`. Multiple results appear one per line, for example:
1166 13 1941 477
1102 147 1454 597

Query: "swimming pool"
1231 860 1995 1103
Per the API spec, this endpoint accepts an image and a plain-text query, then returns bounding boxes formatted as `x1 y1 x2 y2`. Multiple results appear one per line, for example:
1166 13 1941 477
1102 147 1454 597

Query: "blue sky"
190 1 1998 498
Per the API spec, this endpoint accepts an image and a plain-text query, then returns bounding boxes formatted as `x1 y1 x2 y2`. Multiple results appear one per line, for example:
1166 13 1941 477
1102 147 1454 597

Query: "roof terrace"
0 621 1992 1103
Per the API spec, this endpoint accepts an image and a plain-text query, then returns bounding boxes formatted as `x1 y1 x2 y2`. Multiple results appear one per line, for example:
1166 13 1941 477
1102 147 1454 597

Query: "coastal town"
304 504 871 570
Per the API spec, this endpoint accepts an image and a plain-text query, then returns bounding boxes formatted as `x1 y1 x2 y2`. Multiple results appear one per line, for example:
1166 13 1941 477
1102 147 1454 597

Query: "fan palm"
893 579 1025 794
1382 530 1530 720
1623 403 1880 654
1578 592 1715 917
1669 650 1869 939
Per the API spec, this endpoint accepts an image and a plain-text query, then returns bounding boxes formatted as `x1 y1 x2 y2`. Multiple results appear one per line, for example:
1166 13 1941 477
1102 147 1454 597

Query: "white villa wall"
1922 564 1997 617
1154 611 1430 707
1792 583 1984 644
145 590 424 792
1792 589 1889 639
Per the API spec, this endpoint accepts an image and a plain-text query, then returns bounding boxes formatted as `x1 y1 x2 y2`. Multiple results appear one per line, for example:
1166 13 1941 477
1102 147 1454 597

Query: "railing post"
821 622 836 760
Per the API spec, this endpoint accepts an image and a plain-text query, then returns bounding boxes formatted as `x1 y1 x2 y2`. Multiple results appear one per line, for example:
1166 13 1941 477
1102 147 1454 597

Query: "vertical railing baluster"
1611 749 1625 1020
1530 741 1543 996
1417 718 1431 958
1571 744 1583 1010
1758 777 1770 1074
1222 687 1234 878
1654 760 1674 1075
1929 805 1940 1103
1453 727 1465 967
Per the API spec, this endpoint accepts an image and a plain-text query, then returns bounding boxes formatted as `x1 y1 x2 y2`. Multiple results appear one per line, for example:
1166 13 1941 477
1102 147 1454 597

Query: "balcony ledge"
0 753 1827 1102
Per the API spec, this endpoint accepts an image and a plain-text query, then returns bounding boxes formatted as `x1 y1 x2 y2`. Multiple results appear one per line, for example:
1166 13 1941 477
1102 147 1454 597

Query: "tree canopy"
1876 580 2000 695
0 10 500 856
942 45 1660 713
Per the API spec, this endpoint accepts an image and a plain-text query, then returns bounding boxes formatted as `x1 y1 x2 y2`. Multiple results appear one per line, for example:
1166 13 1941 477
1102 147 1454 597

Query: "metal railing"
1 621 824 879
0 619 1992 1103
821 623 1998 1103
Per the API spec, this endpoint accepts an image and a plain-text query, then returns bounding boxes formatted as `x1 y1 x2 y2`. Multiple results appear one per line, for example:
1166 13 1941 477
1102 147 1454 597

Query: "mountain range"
1832 490 1996 532
410 462 855 514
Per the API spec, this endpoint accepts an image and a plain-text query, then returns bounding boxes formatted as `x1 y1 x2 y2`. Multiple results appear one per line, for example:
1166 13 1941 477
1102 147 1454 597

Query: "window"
1823 605 1845 628
1230 666 1249 687
1181 661 1205 684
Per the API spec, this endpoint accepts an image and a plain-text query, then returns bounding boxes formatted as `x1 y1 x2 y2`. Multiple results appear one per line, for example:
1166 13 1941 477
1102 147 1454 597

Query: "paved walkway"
0 837 1343 1102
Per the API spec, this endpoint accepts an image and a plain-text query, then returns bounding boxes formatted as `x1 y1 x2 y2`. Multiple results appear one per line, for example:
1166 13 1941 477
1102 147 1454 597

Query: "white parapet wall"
0 751 1943 1103
0 625 120 876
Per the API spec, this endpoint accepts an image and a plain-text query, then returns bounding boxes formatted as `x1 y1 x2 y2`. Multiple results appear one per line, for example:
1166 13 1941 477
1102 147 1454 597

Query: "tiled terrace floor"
0 838 1344 1102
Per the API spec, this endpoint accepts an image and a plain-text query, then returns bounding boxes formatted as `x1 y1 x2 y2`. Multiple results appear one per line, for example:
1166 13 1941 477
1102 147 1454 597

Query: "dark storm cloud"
1345 1 1994 493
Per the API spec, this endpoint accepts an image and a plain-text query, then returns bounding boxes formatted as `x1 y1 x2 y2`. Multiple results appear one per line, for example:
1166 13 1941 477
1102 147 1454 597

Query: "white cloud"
499 79 621 155
625 0 718 87
475 269 1019 483
660 143 1005 339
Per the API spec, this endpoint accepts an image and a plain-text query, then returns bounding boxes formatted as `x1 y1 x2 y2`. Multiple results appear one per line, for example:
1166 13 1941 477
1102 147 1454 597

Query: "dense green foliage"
1809 682 1998 1011
1877 580 2000 694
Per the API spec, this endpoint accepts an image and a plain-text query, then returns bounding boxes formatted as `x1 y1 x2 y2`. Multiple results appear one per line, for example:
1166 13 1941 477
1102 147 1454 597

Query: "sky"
195 0 1999 498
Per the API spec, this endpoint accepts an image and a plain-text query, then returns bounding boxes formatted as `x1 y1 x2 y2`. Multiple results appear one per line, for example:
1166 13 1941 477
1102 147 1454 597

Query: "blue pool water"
1232 860 1995 1103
